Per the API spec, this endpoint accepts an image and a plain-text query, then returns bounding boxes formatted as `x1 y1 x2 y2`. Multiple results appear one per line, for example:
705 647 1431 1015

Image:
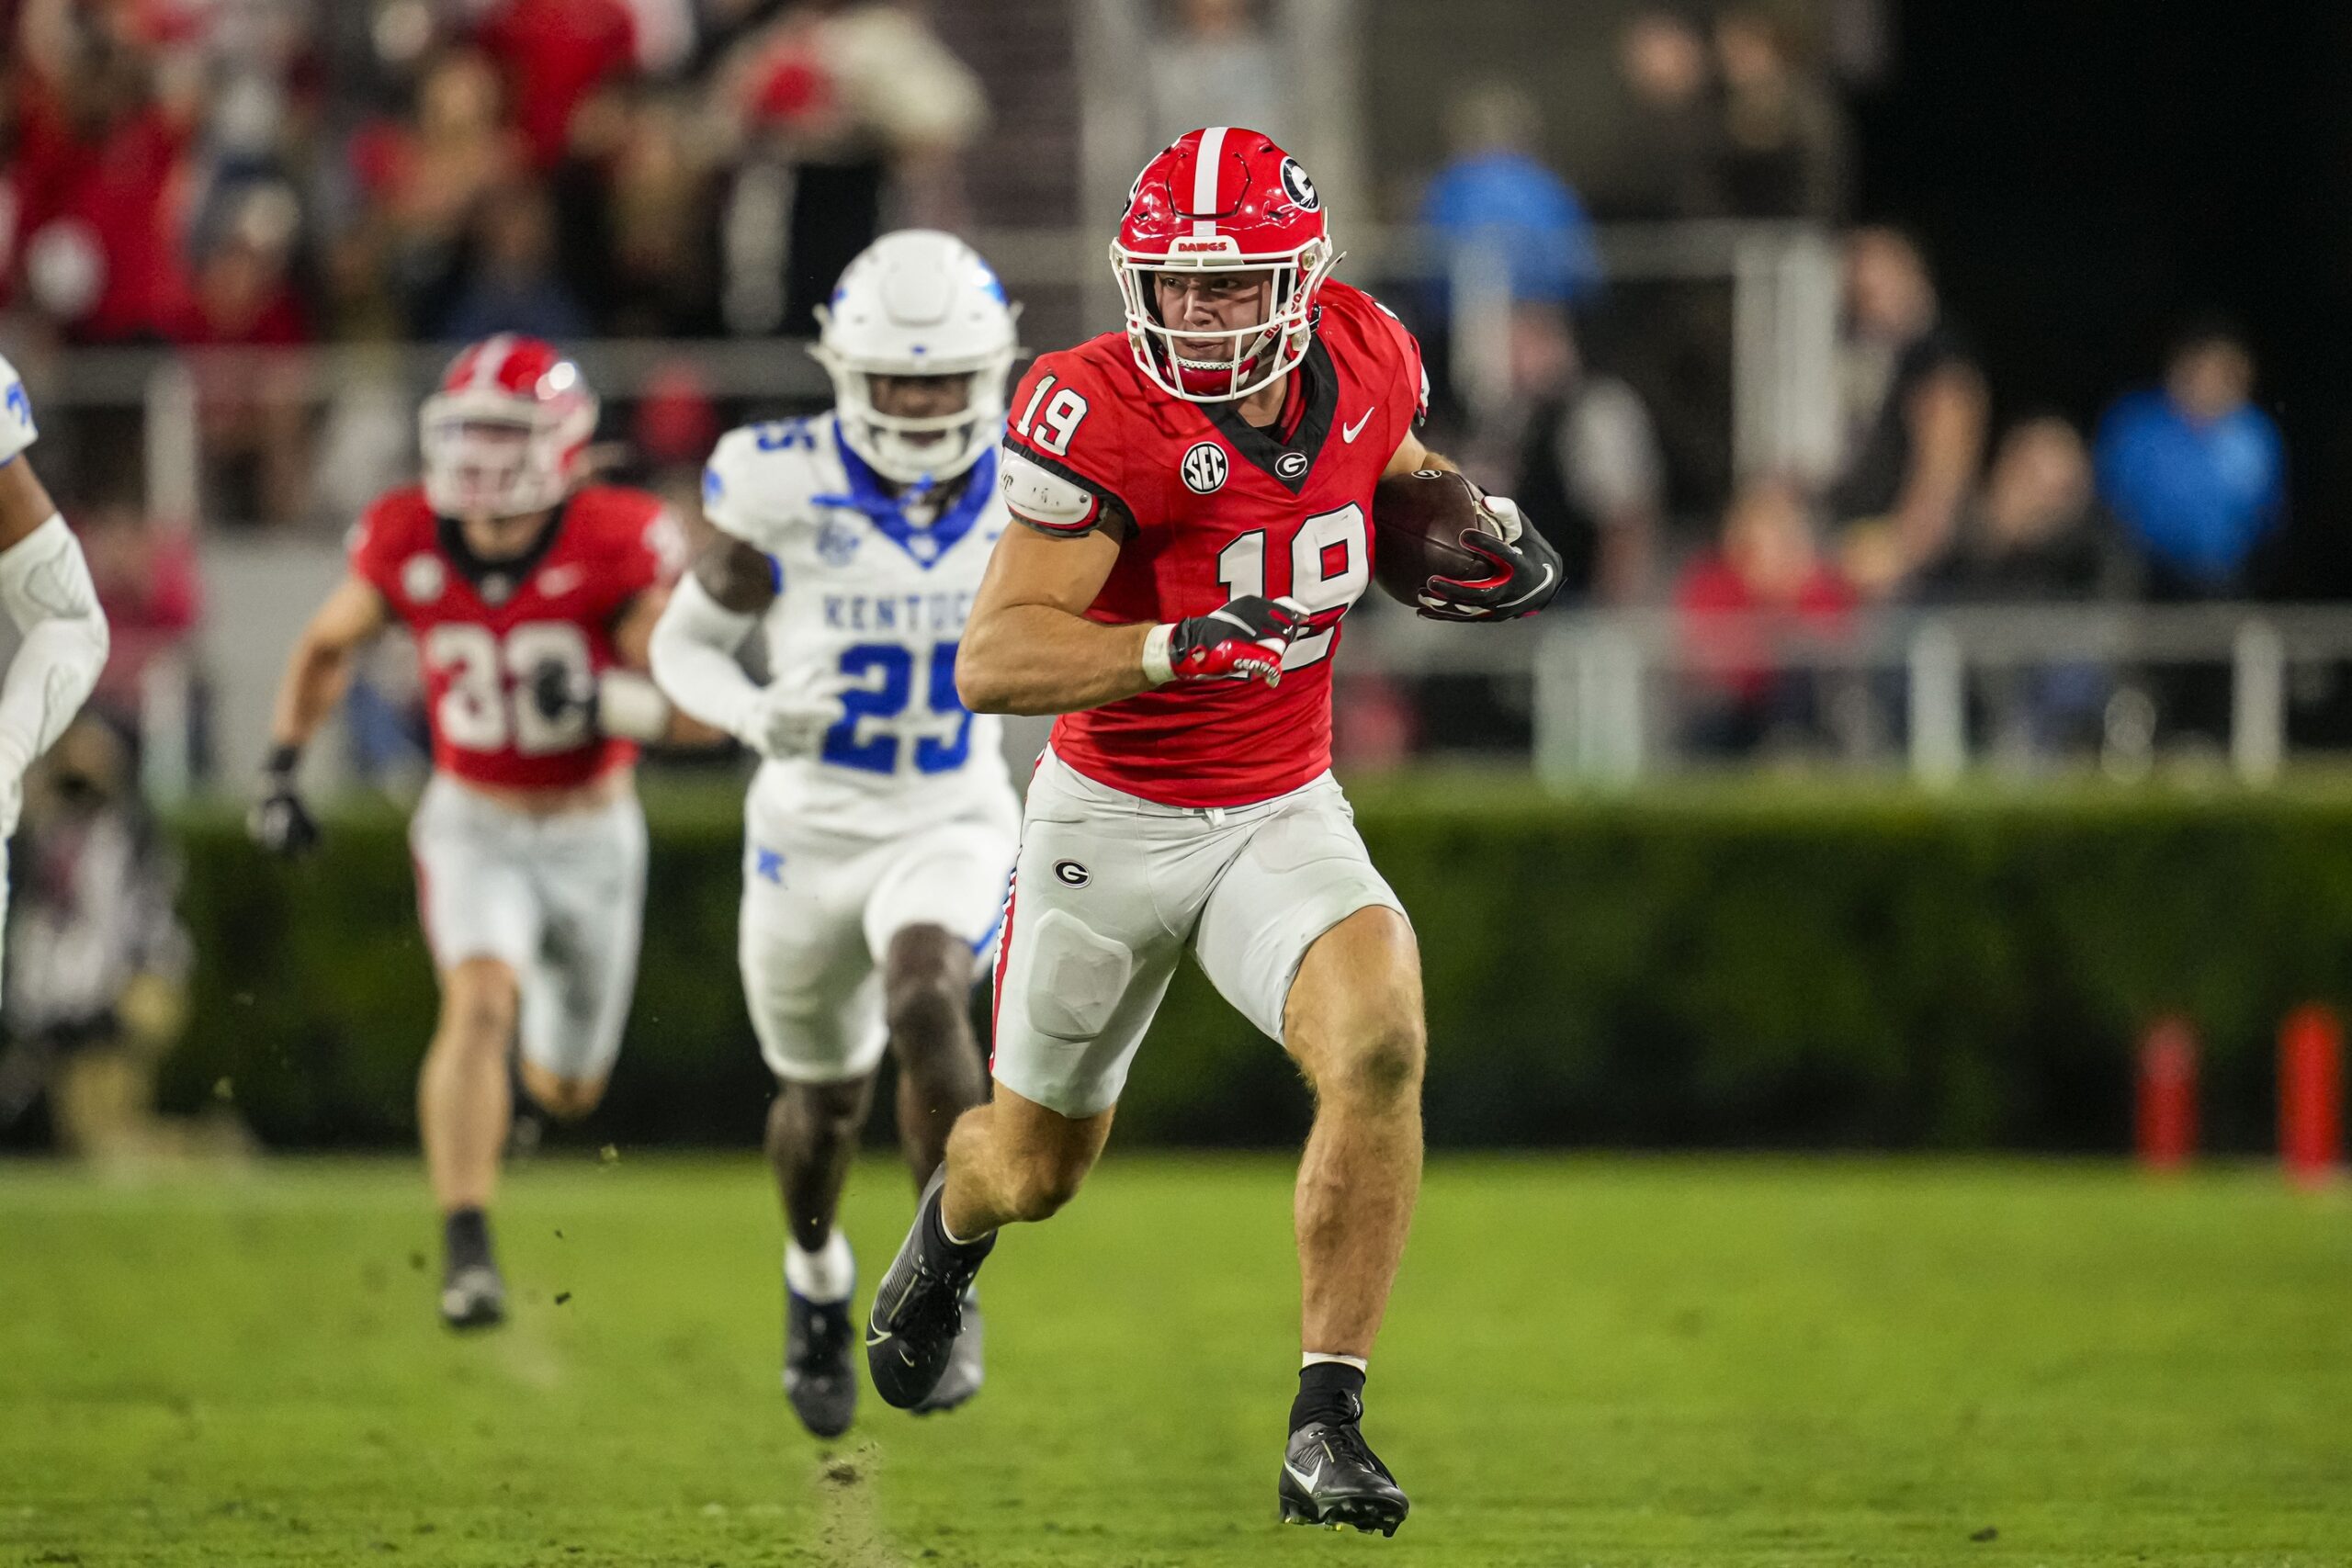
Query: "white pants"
740 791 1017 1085
989 748 1405 1119
409 775 649 1083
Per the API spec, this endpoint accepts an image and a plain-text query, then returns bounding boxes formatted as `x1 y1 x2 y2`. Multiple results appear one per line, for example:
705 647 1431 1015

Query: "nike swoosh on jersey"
1340 409 1376 443
537 566 585 595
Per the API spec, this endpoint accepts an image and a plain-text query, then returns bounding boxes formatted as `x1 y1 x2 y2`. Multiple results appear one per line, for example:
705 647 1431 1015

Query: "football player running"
253 337 686 1330
863 131 1563 1533
0 356 111 989
649 231 1020 1438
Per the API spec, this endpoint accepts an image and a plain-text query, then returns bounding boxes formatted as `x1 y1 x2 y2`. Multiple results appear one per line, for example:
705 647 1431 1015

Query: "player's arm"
251 575 390 857
958 512 1315 715
1380 429 1564 624
649 530 842 760
0 446 110 840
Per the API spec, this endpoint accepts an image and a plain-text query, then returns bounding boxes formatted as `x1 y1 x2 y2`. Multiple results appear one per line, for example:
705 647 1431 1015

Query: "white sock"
1302 1352 1369 1372
785 1230 855 1303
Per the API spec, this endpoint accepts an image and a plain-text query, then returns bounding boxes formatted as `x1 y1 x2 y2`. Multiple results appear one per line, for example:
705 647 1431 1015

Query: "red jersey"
350 484 676 791
1001 280 1428 807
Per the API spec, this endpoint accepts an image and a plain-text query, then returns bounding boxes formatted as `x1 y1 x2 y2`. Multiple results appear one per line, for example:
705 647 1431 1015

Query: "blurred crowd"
0 0 983 352
1391 7 2288 766
0 0 2301 778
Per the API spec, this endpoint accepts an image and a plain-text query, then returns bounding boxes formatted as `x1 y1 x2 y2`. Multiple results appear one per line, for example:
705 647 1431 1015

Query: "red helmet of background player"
420 334 598 519
1112 127 1338 403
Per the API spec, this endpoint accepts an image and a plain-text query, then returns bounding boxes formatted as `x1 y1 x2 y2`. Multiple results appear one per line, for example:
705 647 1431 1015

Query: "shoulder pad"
999 447 1103 535
702 423 822 543
0 353 34 466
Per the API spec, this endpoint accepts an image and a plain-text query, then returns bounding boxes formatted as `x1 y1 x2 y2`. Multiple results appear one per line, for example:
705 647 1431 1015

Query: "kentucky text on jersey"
821 590 977 636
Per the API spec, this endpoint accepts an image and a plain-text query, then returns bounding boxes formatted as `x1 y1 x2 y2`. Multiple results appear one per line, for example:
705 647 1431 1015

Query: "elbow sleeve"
648 573 762 740
0 514 107 774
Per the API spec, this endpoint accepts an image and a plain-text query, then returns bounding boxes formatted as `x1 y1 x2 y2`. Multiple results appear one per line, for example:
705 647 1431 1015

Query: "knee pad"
1022 909 1135 1043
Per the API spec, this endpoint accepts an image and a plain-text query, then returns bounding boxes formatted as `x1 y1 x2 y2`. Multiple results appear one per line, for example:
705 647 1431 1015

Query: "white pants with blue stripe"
739 792 1016 1084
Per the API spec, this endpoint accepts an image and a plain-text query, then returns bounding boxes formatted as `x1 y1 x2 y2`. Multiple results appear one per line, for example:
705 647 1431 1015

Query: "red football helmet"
420 334 598 519
1112 127 1338 403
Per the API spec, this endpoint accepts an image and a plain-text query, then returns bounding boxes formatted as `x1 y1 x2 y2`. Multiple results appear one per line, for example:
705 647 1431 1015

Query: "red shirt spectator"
476 0 639 170
1677 477 1855 705
10 74 194 342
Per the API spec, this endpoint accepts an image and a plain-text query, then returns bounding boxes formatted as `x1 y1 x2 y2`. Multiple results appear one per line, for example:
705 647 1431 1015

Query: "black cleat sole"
441 1306 505 1332
1280 1493 1408 1537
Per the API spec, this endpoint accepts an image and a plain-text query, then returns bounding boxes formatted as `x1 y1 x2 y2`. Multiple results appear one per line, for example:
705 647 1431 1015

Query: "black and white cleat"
784 1290 857 1438
910 1288 983 1416
865 1168 993 1410
1278 1415 1410 1538
439 1261 507 1331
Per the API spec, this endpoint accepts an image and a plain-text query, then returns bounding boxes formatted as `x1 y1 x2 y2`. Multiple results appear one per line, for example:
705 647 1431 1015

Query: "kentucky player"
0 355 110 989
253 336 685 1331
860 131 1565 1531
649 230 1020 1438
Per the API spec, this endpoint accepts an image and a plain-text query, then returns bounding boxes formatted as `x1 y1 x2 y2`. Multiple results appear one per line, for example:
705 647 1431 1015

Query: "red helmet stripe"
1191 125 1227 238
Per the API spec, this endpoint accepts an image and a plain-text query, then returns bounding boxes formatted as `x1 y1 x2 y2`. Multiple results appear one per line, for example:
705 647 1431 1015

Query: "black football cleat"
784 1290 857 1438
865 1168 993 1410
439 1261 507 1331
1279 1412 1410 1537
910 1288 983 1416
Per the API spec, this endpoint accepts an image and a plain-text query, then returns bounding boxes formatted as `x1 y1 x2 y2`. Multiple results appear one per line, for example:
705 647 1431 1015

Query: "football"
1370 468 1501 606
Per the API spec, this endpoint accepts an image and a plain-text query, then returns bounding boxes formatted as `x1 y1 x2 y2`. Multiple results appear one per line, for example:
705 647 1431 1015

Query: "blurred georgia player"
649 230 1019 1438
0 356 111 982
252 336 687 1331
861 130 1564 1533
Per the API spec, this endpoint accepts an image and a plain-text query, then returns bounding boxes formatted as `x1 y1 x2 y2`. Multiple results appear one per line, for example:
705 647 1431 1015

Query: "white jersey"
701 412 1014 841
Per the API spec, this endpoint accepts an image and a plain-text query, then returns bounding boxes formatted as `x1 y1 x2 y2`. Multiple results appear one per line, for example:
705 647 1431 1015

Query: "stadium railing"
1339 601 2336 787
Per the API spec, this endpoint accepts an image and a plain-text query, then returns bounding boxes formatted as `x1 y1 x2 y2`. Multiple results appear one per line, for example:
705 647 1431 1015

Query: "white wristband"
1140 623 1177 687
596 670 672 741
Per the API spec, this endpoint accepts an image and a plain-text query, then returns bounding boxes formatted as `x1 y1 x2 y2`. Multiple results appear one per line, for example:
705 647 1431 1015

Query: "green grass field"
3 1155 2349 1567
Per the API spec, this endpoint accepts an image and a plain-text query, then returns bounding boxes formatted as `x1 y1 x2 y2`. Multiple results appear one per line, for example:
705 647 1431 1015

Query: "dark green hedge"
158 779 2352 1152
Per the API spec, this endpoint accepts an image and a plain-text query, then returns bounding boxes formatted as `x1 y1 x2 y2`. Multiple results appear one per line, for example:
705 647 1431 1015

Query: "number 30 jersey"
350 484 678 791
997 279 1428 808
700 414 1014 840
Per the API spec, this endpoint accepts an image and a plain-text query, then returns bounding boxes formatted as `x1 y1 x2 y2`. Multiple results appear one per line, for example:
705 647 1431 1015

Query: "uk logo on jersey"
817 517 863 566
1181 442 1228 495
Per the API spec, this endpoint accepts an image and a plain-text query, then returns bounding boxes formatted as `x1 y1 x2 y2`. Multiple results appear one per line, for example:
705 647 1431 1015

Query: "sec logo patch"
1181 441 1227 495
401 553 445 604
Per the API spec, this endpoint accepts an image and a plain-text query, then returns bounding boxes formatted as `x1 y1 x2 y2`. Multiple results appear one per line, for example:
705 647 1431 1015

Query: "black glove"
1161 595 1306 685
1417 525 1565 623
527 656 595 728
249 745 320 859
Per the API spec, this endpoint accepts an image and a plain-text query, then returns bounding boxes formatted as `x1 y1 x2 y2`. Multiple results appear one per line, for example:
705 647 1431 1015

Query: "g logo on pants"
1054 859 1091 887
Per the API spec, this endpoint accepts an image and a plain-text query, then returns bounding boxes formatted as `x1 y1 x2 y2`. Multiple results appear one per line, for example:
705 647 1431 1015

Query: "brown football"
1370 468 1499 606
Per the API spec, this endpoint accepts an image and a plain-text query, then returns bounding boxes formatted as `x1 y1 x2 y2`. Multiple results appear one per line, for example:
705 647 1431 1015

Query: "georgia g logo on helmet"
1279 157 1319 212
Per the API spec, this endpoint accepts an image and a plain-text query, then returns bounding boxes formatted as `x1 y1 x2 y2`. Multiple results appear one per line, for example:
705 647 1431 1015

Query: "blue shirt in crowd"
1417 151 1603 309
2093 389 2284 591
